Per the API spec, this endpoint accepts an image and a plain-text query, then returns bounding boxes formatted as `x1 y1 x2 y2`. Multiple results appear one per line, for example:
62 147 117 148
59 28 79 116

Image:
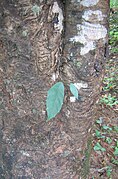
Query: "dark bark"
0 0 109 178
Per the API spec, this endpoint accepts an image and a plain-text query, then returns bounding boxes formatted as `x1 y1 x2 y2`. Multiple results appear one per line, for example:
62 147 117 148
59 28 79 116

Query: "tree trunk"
0 0 109 178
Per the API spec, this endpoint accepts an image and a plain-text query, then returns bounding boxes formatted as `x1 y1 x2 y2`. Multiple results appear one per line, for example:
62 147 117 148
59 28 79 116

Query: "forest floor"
89 11 118 179
89 59 118 179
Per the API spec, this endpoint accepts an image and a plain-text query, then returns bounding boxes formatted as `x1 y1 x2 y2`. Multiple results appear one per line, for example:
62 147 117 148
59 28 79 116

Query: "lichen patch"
74 82 88 90
83 10 106 22
80 0 99 7
70 22 107 55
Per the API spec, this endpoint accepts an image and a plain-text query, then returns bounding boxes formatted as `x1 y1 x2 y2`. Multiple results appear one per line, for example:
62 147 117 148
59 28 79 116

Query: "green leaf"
111 157 118 165
94 142 106 152
114 147 118 156
95 130 105 138
95 130 101 137
114 126 118 132
106 137 112 144
46 82 64 121
70 83 78 99
106 166 112 177
96 118 103 124
102 125 112 131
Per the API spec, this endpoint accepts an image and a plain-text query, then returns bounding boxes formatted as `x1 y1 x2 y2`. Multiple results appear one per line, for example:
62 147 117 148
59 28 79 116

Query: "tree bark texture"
0 0 109 178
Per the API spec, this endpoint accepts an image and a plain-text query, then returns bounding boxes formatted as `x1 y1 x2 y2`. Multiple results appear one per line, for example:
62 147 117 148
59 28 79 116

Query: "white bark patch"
74 82 88 90
70 96 76 103
52 2 64 33
70 21 107 55
83 10 106 22
51 72 59 81
80 0 99 7
20 151 30 157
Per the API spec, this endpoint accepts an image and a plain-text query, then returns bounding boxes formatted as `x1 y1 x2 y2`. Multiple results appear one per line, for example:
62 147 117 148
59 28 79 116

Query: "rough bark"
61 1 109 177
0 0 109 178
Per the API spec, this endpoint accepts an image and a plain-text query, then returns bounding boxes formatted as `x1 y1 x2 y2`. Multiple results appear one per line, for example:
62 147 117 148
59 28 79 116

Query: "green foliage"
111 157 118 165
106 166 112 178
109 8 118 54
102 48 118 108
95 130 105 139
95 130 101 138
100 94 118 107
103 17 118 96
114 147 118 156
106 137 112 144
110 0 118 8
103 77 116 91
94 142 106 152
109 30 118 48
113 126 118 132
96 118 103 124
111 47 118 53
102 125 112 131
46 82 64 121
70 83 78 99
102 65 118 94
113 141 118 156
